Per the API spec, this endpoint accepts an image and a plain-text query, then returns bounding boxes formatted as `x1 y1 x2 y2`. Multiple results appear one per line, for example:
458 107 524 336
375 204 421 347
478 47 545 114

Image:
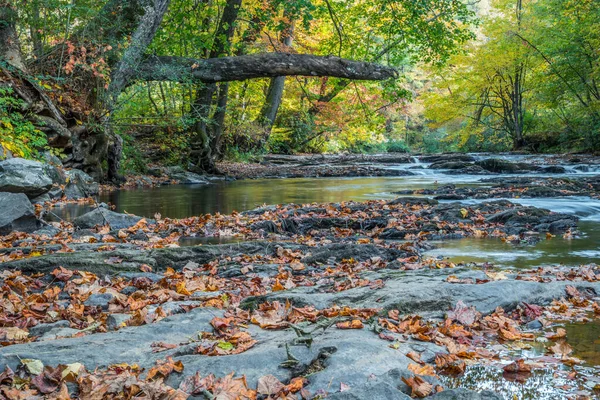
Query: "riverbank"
1 153 600 398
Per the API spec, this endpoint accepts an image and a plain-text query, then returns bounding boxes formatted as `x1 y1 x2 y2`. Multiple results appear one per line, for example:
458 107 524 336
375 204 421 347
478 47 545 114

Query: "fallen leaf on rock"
340 382 351 392
446 275 474 284
447 301 481 327
408 363 436 377
257 374 284 396
485 271 508 281
21 359 44 375
146 357 184 381
31 366 62 394
435 354 466 376
522 303 543 320
336 319 364 329
284 377 305 393
61 362 84 381
550 340 573 358
402 375 433 398
406 351 423 364
212 372 256 400
546 328 567 340
503 359 532 373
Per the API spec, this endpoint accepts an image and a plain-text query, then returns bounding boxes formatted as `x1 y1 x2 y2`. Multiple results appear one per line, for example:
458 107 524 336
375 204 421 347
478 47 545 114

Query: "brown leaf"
257 374 284 396
503 359 532 373
408 363 436 377
146 357 184 381
545 328 567 340
402 375 433 398
406 351 423 365
336 319 364 329
550 340 573 358
447 301 480 327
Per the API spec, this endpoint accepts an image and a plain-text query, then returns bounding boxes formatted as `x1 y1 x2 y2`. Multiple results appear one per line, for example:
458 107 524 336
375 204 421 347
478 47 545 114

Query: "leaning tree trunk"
257 18 294 135
104 0 171 182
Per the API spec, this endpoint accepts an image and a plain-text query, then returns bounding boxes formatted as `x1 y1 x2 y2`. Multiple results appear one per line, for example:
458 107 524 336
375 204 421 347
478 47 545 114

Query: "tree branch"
131 53 398 84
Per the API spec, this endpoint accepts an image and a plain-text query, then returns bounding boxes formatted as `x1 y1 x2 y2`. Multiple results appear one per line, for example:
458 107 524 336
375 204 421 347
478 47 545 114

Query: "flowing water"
53 154 600 395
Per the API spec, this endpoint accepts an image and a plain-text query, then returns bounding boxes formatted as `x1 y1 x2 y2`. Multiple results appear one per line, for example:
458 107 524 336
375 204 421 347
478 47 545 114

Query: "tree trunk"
103 0 171 182
133 53 398 84
257 19 295 132
0 2 26 71
190 0 242 173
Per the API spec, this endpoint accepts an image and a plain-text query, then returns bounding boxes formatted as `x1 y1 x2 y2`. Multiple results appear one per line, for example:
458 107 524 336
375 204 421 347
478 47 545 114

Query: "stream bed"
49 154 600 397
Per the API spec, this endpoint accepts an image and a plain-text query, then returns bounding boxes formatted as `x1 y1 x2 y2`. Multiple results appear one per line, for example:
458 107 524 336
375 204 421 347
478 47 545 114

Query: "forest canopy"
1 0 598 180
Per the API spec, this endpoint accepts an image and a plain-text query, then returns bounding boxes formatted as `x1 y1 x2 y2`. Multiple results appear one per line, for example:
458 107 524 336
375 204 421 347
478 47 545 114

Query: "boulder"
0 158 62 197
419 154 476 163
0 192 42 234
539 165 566 174
64 169 99 199
428 161 474 170
165 166 209 184
73 208 152 230
475 158 539 174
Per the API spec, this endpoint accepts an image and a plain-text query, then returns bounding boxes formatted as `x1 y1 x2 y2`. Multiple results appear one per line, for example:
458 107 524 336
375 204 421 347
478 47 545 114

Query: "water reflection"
440 365 596 400
563 319 600 367
425 221 600 269
95 177 430 219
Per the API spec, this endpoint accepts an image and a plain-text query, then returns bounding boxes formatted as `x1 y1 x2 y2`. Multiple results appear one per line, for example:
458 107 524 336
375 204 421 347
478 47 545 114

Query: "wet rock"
73 208 152 230
434 194 467 200
525 320 543 330
444 165 487 175
485 207 548 225
165 166 209 184
539 166 566 174
419 154 476 163
327 381 411 400
0 192 42 234
429 161 474 170
64 169 99 199
475 158 539 174
388 197 439 206
0 158 59 197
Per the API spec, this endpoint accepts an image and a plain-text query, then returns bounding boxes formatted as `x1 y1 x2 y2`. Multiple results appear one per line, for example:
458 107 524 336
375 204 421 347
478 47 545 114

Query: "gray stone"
0 192 42 234
107 314 132 330
0 158 59 197
39 327 82 341
64 169 99 199
475 159 539 174
84 293 115 310
166 167 209 185
73 208 152 230
29 320 71 337
429 161 474 170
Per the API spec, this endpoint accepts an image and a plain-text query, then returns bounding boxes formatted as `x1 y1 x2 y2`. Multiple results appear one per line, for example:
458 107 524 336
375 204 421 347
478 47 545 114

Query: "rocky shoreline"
0 153 599 399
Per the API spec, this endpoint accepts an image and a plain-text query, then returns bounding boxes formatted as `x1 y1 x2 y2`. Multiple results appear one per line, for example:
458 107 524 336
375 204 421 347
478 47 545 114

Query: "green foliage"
0 87 47 159
269 111 322 154
424 0 600 153
385 140 410 153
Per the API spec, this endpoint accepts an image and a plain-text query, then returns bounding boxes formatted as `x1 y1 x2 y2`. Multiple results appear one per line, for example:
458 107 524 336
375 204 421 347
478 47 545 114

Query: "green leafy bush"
0 87 47 159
